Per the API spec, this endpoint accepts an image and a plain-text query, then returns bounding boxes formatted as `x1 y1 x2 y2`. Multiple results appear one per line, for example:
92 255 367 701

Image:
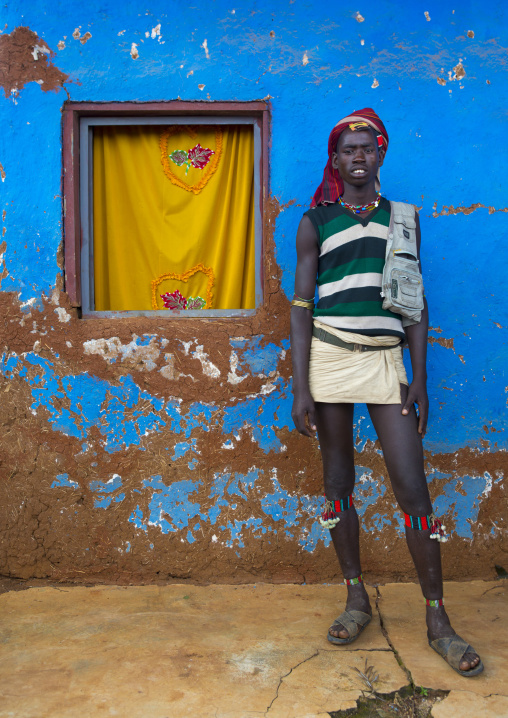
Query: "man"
290 108 482 676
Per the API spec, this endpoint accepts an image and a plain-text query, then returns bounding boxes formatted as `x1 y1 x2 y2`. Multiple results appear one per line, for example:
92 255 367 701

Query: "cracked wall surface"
0 0 507 583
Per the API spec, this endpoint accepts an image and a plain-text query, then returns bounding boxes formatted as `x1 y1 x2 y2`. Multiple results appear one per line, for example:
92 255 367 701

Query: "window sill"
81 309 257 319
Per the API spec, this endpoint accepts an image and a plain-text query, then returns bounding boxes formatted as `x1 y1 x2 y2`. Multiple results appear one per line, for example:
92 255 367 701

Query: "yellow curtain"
93 124 255 311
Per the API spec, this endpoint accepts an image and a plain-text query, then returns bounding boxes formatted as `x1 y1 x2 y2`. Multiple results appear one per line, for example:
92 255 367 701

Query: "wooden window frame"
62 101 270 317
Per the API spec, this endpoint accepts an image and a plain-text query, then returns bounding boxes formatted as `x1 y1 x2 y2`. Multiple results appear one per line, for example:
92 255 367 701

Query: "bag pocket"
390 267 424 310
392 215 417 251
393 248 418 261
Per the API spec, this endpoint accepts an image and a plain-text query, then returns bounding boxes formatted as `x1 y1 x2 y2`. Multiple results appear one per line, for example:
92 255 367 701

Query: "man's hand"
291 389 317 437
402 378 428 436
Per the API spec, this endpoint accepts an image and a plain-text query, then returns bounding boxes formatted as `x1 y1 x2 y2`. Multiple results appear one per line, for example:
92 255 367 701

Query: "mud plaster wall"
0 1 507 584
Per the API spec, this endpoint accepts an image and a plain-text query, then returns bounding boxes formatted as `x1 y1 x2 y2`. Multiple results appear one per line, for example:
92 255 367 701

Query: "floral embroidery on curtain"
168 144 215 174
161 291 206 310
159 126 222 194
151 263 215 311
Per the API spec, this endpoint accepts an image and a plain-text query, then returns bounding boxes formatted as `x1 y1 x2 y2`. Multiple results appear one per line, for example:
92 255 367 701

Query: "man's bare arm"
402 212 429 435
290 215 319 437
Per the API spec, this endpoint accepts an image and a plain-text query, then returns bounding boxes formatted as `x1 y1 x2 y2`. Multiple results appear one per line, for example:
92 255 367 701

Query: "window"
62 102 269 317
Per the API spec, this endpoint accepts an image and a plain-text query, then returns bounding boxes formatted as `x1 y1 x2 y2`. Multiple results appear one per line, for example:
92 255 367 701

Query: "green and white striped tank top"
304 197 405 339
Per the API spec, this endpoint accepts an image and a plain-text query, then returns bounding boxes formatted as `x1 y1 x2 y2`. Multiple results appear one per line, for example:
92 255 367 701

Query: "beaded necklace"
339 192 381 215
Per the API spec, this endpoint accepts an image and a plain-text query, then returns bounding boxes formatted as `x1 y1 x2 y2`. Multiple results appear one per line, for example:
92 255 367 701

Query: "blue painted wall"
0 0 506 581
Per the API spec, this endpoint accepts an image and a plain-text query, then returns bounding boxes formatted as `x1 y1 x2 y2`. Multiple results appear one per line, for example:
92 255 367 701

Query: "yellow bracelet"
291 299 314 309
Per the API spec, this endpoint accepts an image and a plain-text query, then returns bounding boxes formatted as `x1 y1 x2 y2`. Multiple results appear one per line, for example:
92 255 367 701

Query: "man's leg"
367 385 480 671
315 402 370 640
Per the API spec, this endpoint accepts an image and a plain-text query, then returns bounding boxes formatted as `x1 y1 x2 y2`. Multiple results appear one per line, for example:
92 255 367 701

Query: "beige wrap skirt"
309 319 408 405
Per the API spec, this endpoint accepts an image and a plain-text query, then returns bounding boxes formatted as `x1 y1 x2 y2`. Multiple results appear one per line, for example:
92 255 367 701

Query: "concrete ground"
0 580 506 718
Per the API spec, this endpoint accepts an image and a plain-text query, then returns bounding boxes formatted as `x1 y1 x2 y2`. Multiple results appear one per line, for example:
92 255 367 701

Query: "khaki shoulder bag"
381 201 424 328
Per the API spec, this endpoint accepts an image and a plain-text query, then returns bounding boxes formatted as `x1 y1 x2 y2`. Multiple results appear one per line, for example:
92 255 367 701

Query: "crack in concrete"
264 645 393 715
265 649 319 715
375 586 414 688
481 584 505 597
320 647 392 652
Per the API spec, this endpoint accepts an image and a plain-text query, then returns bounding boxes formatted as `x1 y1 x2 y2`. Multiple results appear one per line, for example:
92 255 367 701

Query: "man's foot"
426 605 481 672
329 583 372 640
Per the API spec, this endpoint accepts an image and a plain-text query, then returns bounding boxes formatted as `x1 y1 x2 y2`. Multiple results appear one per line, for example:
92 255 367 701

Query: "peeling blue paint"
298 497 333 552
165 401 215 438
221 378 293 452
1 352 166 451
231 336 287 377
208 472 232 525
89 474 124 509
129 506 147 533
432 472 495 539
260 479 299 536
172 438 197 460
85 468 330 550
140 475 202 533
369 514 393 535
2 0 507 563
224 518 267 548
226 470 259 499
51 473 79 489
0 343 424 471
355 467 387 515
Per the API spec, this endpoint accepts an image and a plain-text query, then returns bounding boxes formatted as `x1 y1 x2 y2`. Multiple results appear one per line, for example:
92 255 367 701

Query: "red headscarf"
310 108 389 207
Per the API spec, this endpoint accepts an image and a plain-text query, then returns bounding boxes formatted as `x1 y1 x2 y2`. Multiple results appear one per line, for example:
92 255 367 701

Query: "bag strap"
386 202 396 260
390 200 415 221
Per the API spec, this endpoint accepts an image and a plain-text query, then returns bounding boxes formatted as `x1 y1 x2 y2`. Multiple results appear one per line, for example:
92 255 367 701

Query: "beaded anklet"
426 598 444 607
345 574 363 586
404 512 448 542
319 494 354 528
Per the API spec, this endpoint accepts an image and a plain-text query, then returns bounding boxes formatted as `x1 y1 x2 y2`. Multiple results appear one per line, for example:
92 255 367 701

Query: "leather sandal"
327 609 372 645
428 634 484 677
